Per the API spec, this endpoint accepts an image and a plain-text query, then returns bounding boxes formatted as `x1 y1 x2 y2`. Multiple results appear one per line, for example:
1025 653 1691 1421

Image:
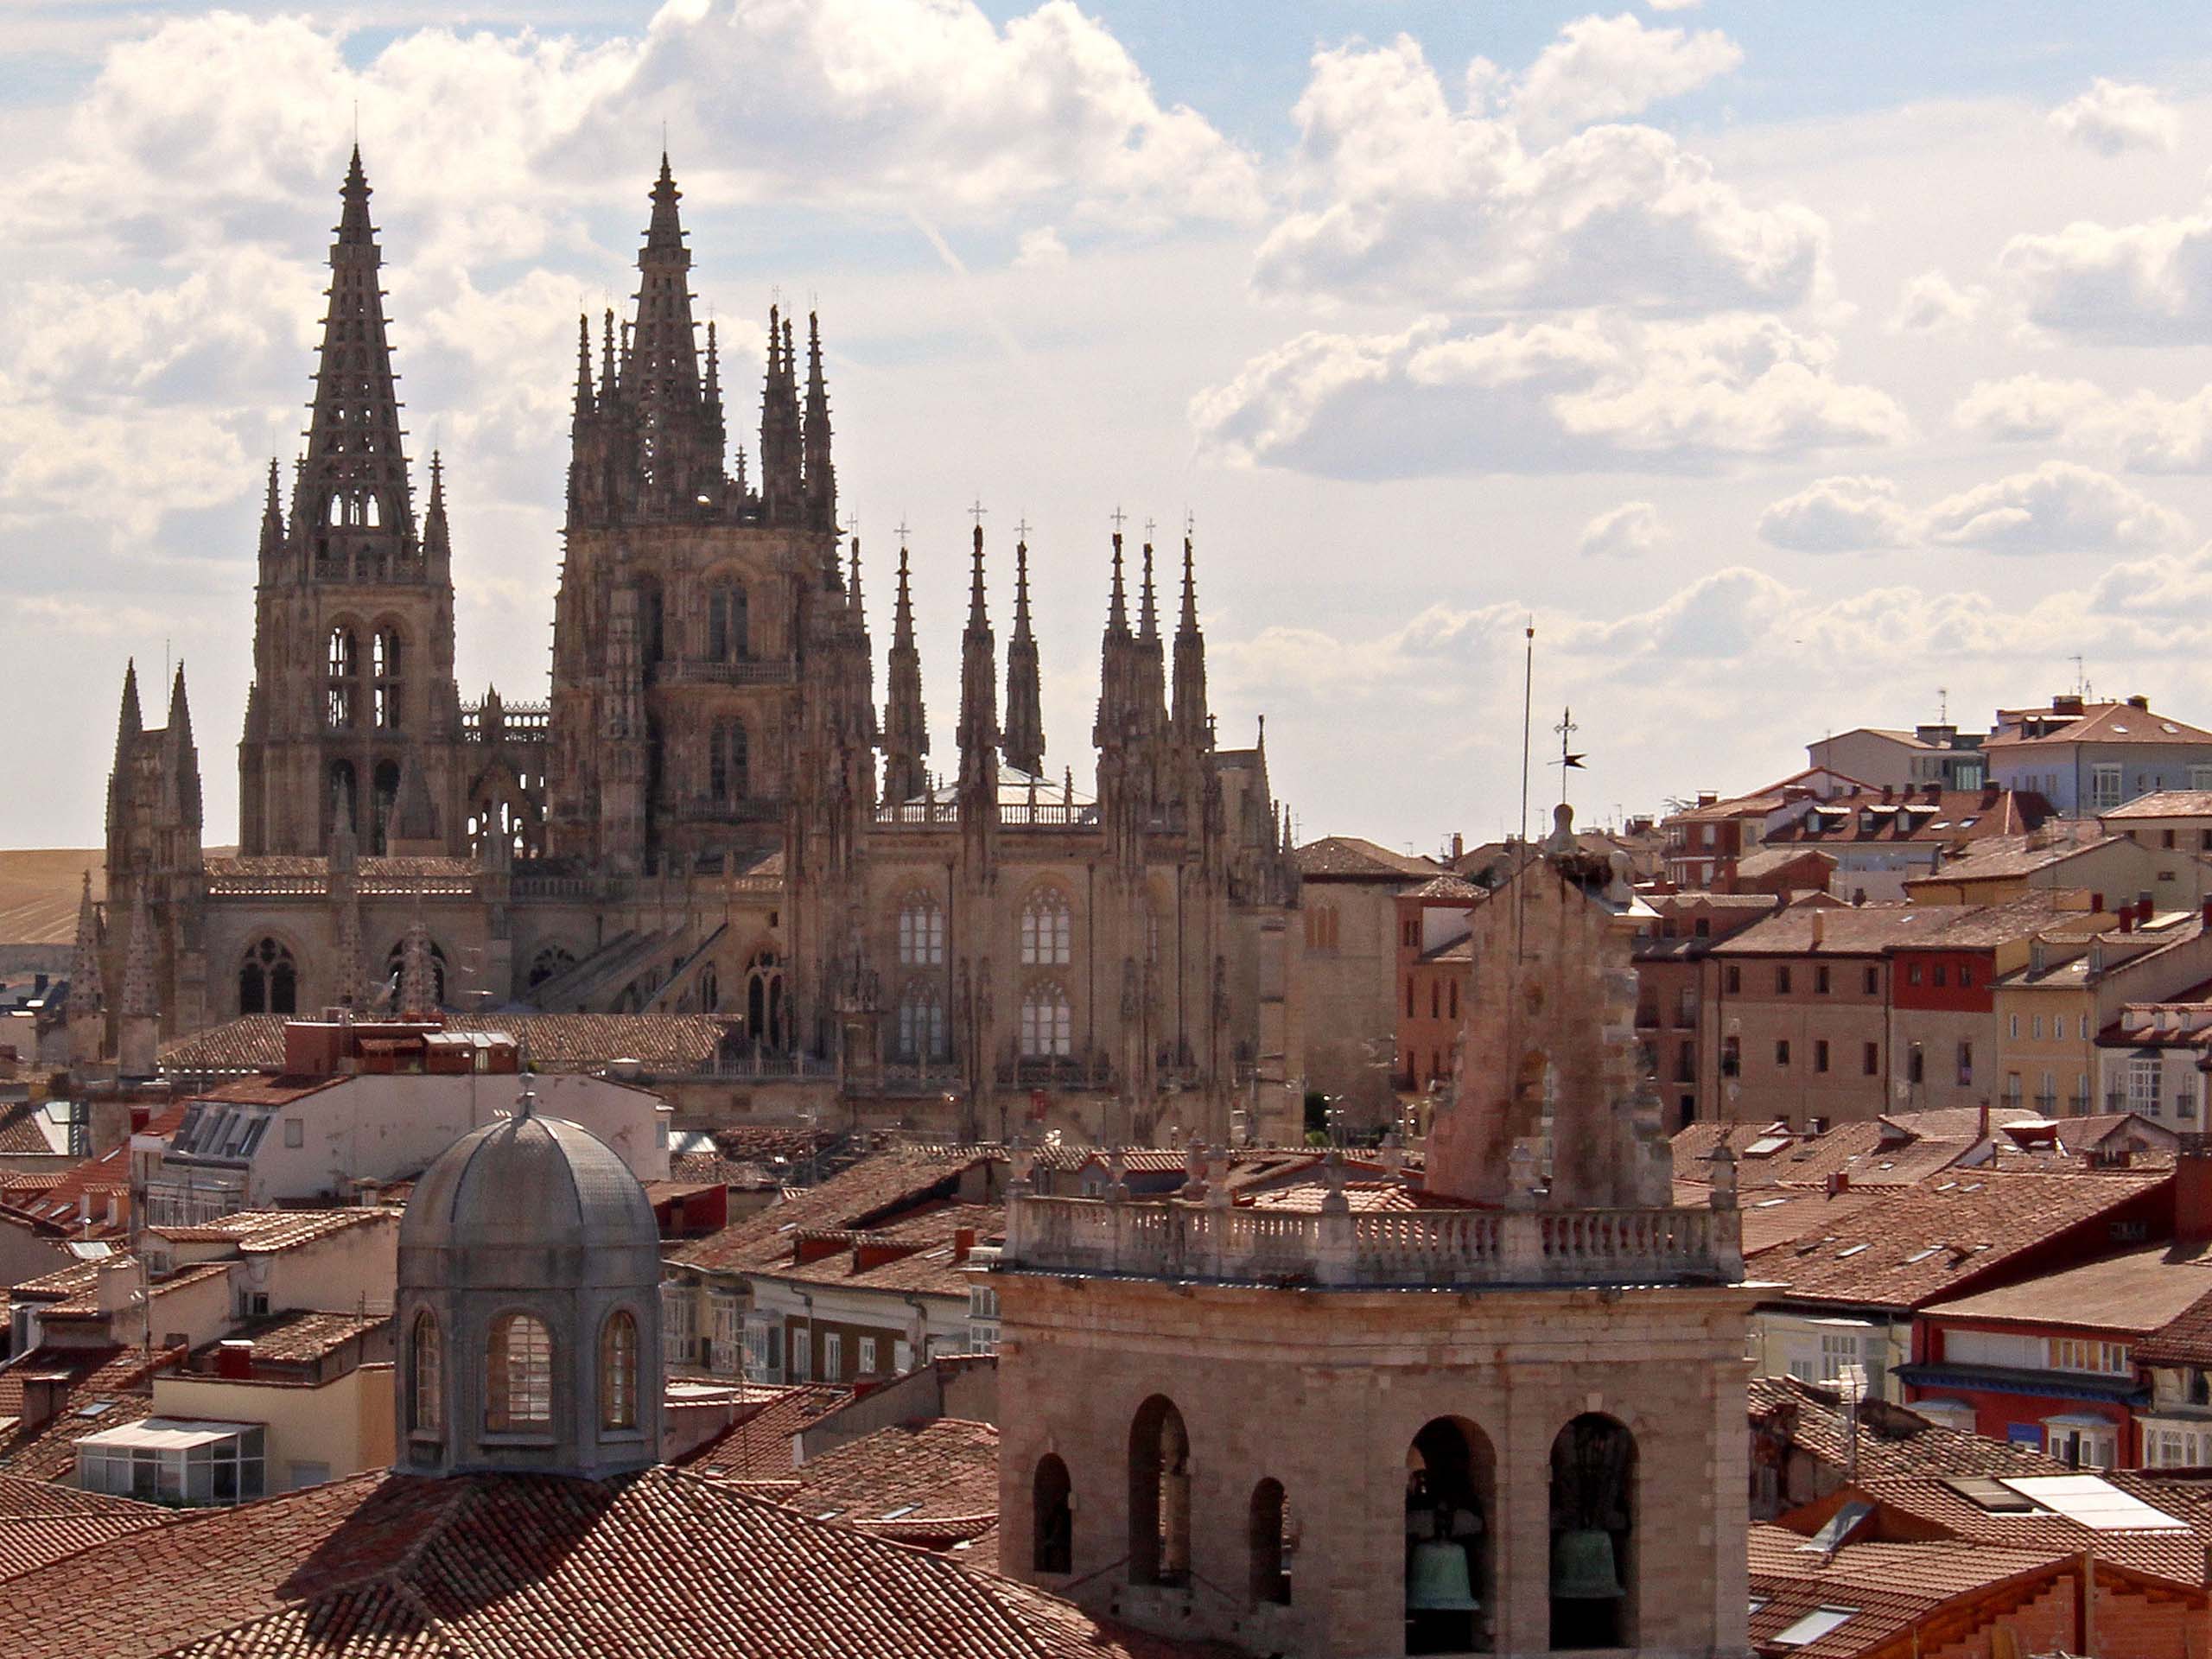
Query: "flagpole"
1519 618 1534 846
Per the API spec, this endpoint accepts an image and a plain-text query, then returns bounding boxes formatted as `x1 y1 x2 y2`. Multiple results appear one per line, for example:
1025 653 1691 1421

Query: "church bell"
1406 1538 1480 1612
1550 1528 1624 1599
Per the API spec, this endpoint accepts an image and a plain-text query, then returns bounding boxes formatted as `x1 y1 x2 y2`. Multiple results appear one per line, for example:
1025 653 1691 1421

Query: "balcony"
999 1192 1743 1289
650 658 795 688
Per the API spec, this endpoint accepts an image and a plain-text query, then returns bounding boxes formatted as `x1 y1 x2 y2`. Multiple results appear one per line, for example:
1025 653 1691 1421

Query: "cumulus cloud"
1955 373 2212 472
1998 206 2212 345
1578 500 1669 559
1890 270 1988 334
1510 12 1741 142
1761 462 2185 556
1757 475 1920 552
1192 313 1907 479
2050 78 2181 156
1253 29 1826 315
1015 226 1071 268
8 1 1258 254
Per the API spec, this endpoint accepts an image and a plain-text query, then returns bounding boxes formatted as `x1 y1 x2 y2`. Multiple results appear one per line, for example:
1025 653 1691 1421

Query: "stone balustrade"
999 1192 1742 1288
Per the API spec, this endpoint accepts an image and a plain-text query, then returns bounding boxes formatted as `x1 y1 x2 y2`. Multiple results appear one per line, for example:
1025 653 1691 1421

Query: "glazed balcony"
999 1190 1744 1289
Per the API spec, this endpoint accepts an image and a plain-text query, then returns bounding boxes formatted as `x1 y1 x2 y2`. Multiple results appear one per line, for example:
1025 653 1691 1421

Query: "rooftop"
159 1012 737 1077
1923 1242 2212 1335
1751 1167 2169 1311
1293 836 1439 880
0 1466 1205 1659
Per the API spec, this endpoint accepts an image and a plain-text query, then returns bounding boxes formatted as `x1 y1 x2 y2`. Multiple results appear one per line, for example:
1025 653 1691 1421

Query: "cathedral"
76 149 1299 1143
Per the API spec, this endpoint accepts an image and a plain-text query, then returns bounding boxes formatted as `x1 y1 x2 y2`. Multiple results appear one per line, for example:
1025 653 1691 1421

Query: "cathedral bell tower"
238 147 465 858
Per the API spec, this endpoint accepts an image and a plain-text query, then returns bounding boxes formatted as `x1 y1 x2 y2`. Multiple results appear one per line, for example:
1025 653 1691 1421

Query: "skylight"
880 1503 921 1520
1836 1243 1870 1258
1905 1247 1942 1263
2000 1476 2188 1532
1773 1606 1860 1645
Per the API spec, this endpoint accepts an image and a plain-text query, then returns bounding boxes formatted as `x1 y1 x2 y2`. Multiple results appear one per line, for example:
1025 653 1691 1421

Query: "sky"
11 3 2212 860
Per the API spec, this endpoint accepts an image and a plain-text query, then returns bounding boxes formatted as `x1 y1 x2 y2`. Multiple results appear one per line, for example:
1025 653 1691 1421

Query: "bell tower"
992 818 1751 1658
238 147 465 857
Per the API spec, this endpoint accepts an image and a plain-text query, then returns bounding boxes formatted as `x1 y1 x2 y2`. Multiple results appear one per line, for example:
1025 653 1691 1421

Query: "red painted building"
1392 875 1484 1090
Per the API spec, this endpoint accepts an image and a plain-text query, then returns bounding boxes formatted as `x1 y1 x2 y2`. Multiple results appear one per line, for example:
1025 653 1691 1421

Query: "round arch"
1128 1394 1191 1587
1548 1412 1637 1651
1406 1414 1494 1654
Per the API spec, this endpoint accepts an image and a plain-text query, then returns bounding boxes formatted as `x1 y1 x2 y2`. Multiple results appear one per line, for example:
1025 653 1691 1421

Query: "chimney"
2139 896 2156 926
953 1226 976 1264
2200 899 2211 930
95 1258 134 1316
1451 833 1464 861
1978 1100 1991 1144
16 1374 71 1433
1811 911 1826 948
2129 694 2151 711
2092 893 2106 917
1826 1171 1849 1197
2120 909 2135 934
2177 1135 2212 1246
214 1339 254 1380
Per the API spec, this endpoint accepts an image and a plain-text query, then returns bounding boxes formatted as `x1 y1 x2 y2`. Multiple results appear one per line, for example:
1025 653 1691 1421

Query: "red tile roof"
0 1345 176 1482
1749 1376 2067 1484
1924 1242 2212 1335
1747 1523 2068 1659
1984 701 2212 750
677 1384 850 1479
160 1013 735 1076
0 1466 1217 1658
671 1151 993 1276
1750 1167 2171 1311
784 1417 999 1530
1293 837 1438 880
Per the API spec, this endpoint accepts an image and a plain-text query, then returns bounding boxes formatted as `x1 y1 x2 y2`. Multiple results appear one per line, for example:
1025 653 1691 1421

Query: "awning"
73 1416 262 1452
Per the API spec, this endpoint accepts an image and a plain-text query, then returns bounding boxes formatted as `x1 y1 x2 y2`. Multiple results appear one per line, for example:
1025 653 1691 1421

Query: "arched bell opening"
1249 1477 1292 1606
1128 1394 1191 1587
1406 1415 1494 1655
1033 1452 1073 1575
1548 1413 1636 1651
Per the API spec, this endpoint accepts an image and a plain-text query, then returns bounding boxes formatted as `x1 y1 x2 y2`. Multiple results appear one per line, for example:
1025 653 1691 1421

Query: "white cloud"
1646 0 1705 10
1192 312 1904 478
1254 31 1826 315
1758 462 2185 556
1954 373 2212 472
1578 500 1669 559
1510 12 1741 142
2050 78 2180 156
6 1 1258 257
1997 207 2212 345
1757 475 1919 552
1015 226 1071 269
1889 269 1988 334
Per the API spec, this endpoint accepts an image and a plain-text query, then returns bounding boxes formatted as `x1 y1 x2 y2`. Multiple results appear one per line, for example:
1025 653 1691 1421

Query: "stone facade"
81 149 1298 1146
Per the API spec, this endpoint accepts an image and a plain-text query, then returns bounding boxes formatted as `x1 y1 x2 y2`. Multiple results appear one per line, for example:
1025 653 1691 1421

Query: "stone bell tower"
993 808 1752 1659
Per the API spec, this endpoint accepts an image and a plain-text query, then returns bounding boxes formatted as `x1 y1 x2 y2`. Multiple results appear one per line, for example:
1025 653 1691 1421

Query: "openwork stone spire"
69 872 104 1014
397 916 436 1018
1172 535 1208 746
296 146 416 564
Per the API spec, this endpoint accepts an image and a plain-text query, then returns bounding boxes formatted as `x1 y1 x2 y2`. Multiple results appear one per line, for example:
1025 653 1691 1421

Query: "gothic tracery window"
238 938 298 1016
327 627 358 729
709 719 749 804
486 1312 553 1432
372 626 403 731
1020 981 1072 1058
896 892 944 967
1020 887 1072 967
708 582 750 662
897 981 947 1060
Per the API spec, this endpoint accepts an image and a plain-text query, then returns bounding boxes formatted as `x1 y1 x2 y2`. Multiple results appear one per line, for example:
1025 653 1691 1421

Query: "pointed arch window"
708 583 750 662
409 1309 442 1433
238 938 297 1016
1020 887 1072 967
1020 981 1072 1058
372 627 403 731
370 759 399 856
327 627 358 730
600 1310 640 1430
486 1313 553 1432
896 892 944 968
710 720 749 804
897 981 947 1061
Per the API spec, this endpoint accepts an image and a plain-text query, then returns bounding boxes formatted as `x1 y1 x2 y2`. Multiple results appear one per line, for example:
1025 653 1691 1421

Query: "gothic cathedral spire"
957 526 1000 803
803 310 836 532
1003 535 1044 777
883 541 929 805
1172 536 1209 747
296 145 416 564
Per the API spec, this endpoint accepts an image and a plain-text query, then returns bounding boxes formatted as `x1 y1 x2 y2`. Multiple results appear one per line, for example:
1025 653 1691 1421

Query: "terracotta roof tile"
1751 1167 2171 1310
671 1151 991 1275
0 1465 1213 1659
1292 837 1438 880
784 1418 999 1529
1747 1523 2066 1659
677 1385 851 1479
1924 1241 2212 1334
1750 1376 2068 1483
184 1309 390 1370
161 1014 734 1076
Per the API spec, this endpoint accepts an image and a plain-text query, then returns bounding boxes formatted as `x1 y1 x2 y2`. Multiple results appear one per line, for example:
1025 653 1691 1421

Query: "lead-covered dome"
402 1109 657 1274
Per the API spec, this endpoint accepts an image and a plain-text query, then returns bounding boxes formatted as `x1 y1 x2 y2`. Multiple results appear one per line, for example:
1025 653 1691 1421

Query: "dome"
400 1109 659 1289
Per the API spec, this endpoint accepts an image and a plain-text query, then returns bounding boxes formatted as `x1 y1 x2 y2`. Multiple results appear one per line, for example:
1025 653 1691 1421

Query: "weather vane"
1550 706 1586 804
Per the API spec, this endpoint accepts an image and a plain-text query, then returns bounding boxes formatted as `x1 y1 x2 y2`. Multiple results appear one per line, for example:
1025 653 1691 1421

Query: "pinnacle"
1137 540 1160 640
1106 533 1128 634
1179 536 1200 633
